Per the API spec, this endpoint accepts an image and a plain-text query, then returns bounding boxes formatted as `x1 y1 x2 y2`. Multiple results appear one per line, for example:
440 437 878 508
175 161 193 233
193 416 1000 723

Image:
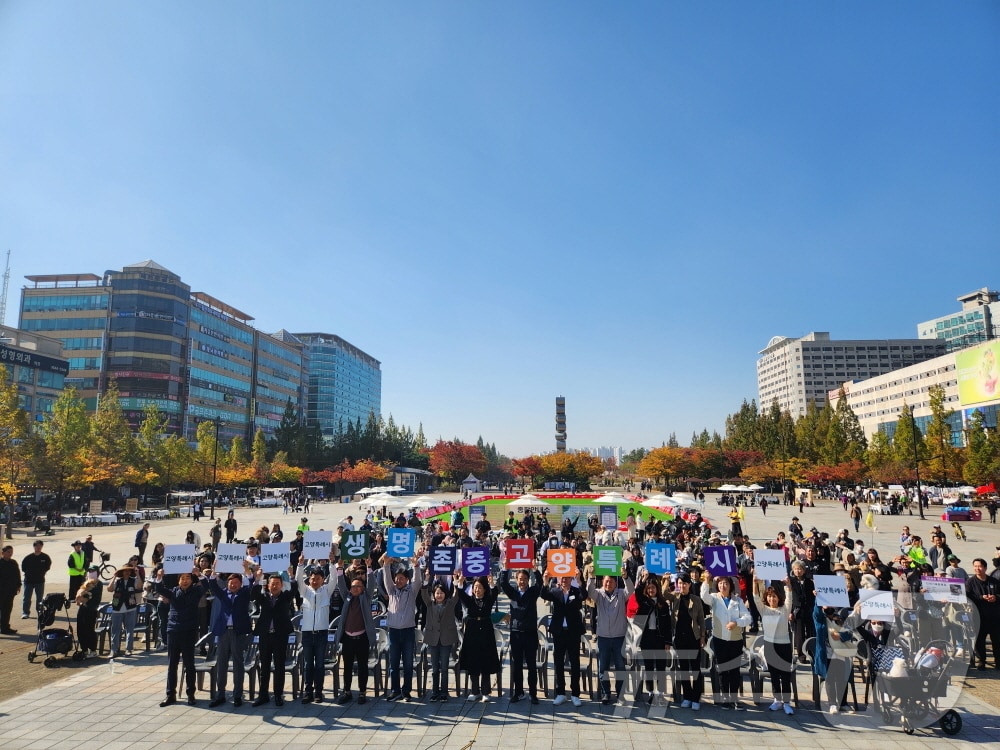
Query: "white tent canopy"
508 497 551 509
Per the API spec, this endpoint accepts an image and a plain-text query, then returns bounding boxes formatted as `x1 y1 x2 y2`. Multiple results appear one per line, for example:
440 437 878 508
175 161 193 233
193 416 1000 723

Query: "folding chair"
369 628 388 697
181 632 219 698
283 630 302 699
132 603 155 652
94 604 113 656
535 625 552 698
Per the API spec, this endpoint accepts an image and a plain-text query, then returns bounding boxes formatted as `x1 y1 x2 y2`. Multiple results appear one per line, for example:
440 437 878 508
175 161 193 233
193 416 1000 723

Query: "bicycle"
94 550 117 581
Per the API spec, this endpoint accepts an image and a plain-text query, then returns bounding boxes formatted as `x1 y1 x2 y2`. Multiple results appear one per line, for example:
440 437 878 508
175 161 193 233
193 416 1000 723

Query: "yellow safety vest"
68 551 85 576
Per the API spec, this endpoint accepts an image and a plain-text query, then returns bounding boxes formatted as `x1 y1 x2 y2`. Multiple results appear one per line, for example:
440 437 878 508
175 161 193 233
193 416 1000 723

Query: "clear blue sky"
1 3 998 458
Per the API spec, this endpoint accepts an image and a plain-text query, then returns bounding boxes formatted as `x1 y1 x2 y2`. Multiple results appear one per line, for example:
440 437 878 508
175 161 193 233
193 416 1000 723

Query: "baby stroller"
27 592 78 667
874 638 962 736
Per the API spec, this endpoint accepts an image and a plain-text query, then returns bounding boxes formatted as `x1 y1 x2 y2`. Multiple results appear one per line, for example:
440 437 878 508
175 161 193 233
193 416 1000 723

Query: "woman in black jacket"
456 575 501 702
627 573 673 704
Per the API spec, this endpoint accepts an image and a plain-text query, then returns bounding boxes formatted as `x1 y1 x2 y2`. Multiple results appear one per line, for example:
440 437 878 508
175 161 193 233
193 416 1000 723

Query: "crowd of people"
1 495 999 721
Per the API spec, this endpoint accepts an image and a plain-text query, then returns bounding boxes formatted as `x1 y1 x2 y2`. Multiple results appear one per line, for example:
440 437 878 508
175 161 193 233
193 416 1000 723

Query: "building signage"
0 345 69 375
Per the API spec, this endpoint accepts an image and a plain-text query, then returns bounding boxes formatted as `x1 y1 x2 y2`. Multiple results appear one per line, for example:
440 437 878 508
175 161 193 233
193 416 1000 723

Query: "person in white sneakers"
752 573 795 714
539 572 586 707
665 573 705 710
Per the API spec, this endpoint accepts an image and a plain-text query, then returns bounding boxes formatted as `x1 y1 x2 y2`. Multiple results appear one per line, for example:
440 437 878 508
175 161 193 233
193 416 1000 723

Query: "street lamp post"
210 417 223 521
911 418 925 522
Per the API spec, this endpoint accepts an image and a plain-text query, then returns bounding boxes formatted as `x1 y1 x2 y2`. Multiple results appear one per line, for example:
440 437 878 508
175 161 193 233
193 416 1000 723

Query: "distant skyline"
1 4 997 458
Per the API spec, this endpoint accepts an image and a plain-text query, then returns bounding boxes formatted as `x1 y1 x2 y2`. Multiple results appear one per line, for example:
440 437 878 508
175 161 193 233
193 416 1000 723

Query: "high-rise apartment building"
291 333 381 442
917 287 999 353
19 261 307 444
757 332 946 417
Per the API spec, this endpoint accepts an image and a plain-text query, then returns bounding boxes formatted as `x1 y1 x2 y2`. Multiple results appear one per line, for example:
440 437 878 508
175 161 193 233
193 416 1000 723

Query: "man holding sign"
153 564 207 707
207 564 254 707
586 558 634 705
500 566 543 704
382 553 423 702
296 558 338 704
539 570 585 706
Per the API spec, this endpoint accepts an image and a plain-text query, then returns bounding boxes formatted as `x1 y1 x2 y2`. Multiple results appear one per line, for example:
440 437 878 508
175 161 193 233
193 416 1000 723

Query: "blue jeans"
22 581 44 617
301 629 328 695
388 626 415 695
597 635 625 700
110 608 137 653
427 643 452 694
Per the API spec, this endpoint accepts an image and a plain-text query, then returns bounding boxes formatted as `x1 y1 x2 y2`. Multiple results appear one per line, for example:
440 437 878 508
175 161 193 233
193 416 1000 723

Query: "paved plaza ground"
1 491 998 749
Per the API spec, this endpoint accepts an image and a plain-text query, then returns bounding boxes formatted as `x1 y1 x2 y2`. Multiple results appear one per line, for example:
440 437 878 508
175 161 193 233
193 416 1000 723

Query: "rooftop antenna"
0 250 9 327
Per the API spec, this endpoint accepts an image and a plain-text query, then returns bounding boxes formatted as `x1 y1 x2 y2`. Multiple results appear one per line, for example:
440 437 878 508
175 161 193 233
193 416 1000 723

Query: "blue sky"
1 3 998 458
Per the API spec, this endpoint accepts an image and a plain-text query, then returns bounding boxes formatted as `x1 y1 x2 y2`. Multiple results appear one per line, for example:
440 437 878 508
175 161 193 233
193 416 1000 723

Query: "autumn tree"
81 379 137 491
0 366 30 519
923 385 962 484
511 456 543 489
428 440 486 486
963 410 1000 488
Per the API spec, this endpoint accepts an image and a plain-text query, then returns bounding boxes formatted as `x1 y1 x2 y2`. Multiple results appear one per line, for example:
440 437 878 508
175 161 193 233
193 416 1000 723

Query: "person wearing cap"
21 540 51 619
297 518 310 533
67 540 87 600
81 535 96 567
107 559 142 657
295 558 339 703
665 572 706 709
0 545 21 634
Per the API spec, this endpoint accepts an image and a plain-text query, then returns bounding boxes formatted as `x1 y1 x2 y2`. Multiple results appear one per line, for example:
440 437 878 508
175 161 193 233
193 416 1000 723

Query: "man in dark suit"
500 567 543 704
154 568 207 707
207 567 254 707
251 573 295 707
539 573 585 706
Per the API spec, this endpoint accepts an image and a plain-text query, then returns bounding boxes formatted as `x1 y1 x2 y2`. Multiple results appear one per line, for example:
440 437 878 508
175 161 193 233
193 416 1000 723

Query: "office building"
757 332 946 417
20 261 306 443
0 326 69 424
917 287 999 353
292 333 381 442
829 338 1000 445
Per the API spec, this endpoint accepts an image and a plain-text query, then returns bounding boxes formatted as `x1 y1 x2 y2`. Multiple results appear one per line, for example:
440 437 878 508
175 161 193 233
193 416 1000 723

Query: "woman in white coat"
701 575 752 709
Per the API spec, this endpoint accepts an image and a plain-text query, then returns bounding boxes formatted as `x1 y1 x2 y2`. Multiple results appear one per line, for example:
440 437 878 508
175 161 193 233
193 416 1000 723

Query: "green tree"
892 403 926 481
962 410 1000 488
0 366 31 525
923 385 960 484
82 379 137 490
36 387 90 508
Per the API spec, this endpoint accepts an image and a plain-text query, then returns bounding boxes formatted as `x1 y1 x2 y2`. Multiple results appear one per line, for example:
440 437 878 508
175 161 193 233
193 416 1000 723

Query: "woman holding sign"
701 575 752 710
456 575 501 702
751 575 794 714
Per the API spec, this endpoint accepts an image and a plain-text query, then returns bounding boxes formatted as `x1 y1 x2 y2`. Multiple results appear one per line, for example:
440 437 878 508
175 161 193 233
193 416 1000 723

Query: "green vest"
68 550 85 576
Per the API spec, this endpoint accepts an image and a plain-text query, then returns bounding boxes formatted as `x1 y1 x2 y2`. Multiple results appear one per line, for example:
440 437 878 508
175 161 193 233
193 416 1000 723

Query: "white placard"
215 543 247 574
814 575 850 607
860 591 895 622
163 544 197 574
752 549 788 580
303 530 334 561
921 576 967 604
260 543 289 573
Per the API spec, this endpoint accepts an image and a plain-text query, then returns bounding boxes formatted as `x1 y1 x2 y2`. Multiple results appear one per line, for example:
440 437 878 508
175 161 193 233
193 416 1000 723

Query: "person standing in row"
21 540 51 619
296 561 338 704
588 570 635 705
0 545 20 634
539 572 585 706
207 566 254 707
252 572 295 707
420 581 460 701
500 567 542 704
382 554 422 702
156 568 207 706
334 567 377 705
456 575 501 703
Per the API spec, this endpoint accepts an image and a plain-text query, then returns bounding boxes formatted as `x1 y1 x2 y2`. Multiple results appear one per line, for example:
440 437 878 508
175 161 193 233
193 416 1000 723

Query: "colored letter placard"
339 530 370 560
163 544 196 574
546 548 578 578
461 546 491 577
814 575 849 607
429 546 458 575
260 543 289 573
752 549 788 580
593 546 622 577
703 545 738 577
303 530 334 561
387 528 417 558
645 543 676 575
505 539 535 569
215 543 247 574
859 590 895 622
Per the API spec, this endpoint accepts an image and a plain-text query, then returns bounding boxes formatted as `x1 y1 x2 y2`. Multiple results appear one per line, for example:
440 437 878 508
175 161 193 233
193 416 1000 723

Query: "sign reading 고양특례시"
302 531 334 561
214 543 247 574
162 544 196 574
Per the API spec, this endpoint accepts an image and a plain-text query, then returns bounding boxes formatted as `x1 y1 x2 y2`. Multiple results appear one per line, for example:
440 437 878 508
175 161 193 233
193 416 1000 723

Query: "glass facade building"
20 261 310 444
292 332 381 442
